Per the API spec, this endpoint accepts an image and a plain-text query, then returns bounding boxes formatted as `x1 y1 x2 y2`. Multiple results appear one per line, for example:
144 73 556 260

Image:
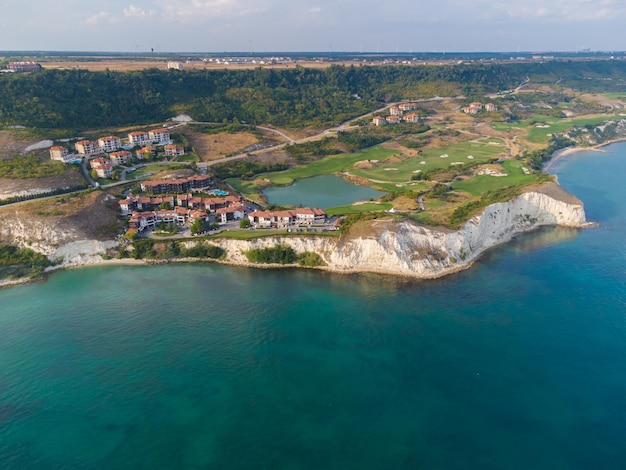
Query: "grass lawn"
225 178 265 200
451 160 548 195
372 181 431 193
350 139 506 183
325 202 393 216
262 147 399 185
127 163 188 178
524 115 622 145
208 229 339 240
602 93 626 100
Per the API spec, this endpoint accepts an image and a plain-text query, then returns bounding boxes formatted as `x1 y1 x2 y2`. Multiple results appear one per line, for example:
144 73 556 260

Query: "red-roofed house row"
248 208 326 228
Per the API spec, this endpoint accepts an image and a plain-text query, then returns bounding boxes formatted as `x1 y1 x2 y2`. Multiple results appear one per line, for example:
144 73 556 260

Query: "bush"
245 245 296 264
296 252 326 267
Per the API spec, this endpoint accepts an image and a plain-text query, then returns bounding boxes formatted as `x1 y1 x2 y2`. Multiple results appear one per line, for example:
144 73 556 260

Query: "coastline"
543 138 626 173
2 141 604 288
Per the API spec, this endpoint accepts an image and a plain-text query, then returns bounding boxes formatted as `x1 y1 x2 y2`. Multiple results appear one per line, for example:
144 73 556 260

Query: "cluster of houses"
1 61 42 73
248 208 326 229
121 186 328 234
462 102 498 115
48 128 185 173
373 103 422 126
122 192 247 232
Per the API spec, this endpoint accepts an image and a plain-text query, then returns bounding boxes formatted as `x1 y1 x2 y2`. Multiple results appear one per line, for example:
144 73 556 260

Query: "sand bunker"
467 155 474 159
476 167 507 177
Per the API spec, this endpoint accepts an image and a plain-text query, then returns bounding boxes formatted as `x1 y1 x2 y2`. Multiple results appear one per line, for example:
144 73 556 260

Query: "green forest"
3 61 624 130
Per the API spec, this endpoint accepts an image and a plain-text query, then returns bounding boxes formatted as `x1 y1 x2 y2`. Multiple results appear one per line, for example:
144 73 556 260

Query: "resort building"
97 136 121 152
90 157 108 168
404 113 421 123
135 145 156 159
399 103 418 112
247 208 326 228
215 204 247 224
127 208 209 232
373 116 387 126
167 61 184 70
485 103 498 112
164 144 185 157
110 150 132 166
7 61 41 72
389 106 403 116
128 131 151 147
149 129 171 144
75 140 100 155
95 164 113 179
49 146 70 162
386 115 401 124
140 174 212 194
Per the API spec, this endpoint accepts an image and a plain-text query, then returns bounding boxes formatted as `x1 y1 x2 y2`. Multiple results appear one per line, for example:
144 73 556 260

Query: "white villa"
97 136 121 152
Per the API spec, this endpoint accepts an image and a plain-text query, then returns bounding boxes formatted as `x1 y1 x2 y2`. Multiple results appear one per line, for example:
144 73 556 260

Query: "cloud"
155 0 269 21
309 7 321 14
82 4 156 25
469 0 626 21
83 11 115 25
123 4 156 18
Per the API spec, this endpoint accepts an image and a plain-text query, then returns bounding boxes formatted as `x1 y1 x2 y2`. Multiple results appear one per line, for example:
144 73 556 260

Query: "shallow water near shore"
1 144 626 468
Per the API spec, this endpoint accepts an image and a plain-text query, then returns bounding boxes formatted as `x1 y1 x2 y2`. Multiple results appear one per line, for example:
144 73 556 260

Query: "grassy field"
451 160 547 195
325 202 393 216
225 178 265 200
208 229 340 240
602 93 626 100
126 163 189 178
262 147 399 185
371 181 431 193
491 114 623 145
350 138 506 183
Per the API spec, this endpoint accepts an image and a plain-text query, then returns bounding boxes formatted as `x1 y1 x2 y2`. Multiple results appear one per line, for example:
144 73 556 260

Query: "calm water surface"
1 145 626 469
263 174 385 208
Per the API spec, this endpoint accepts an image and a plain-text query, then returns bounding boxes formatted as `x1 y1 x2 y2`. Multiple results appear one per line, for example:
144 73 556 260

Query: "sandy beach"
543 138 626 173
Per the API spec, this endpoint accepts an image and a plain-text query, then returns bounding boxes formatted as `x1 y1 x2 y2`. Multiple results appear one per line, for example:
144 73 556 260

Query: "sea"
1 144 626 469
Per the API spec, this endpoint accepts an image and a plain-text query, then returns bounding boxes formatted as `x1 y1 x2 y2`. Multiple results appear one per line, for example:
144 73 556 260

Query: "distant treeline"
2 61 626 129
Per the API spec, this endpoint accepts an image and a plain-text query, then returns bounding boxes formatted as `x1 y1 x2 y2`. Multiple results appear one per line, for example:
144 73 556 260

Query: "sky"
1 0 625 53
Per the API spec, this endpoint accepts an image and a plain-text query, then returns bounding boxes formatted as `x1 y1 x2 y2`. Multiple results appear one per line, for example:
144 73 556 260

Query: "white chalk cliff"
211 184 589 278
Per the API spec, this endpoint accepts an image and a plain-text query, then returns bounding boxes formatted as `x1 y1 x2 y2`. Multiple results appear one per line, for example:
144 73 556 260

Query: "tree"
190 219 204 235
240 218 251 229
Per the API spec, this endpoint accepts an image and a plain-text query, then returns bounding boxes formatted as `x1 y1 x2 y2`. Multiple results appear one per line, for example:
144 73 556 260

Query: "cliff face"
211 187 588 278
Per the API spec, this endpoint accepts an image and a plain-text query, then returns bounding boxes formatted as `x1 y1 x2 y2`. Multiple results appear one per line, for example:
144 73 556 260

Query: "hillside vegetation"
3 61 626 130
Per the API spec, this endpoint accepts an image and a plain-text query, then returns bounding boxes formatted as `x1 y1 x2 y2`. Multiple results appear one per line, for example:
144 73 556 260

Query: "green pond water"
263 174 385 208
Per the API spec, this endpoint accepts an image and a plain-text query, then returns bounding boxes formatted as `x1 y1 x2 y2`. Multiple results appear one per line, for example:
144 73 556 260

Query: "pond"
263 174 385 208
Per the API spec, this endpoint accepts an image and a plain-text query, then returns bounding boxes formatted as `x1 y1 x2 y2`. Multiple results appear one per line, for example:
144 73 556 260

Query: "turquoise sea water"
1 145 626 469
263 174 385 208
